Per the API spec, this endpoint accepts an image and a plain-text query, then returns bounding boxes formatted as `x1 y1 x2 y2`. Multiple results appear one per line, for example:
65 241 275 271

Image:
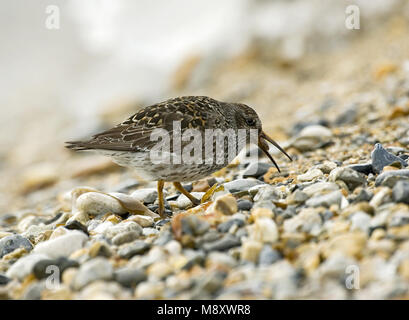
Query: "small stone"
242 162 273 178
375 169 409 187
348 163 374 175
147 261 173 279
88 241 112 258
112 231 140 245
371 143 407 174
142 227 159 237
297 168 323 182
253 185 281 202
283 208 322 236
258 245 282 265
0 274 10 286
350 212 371 234
66 211 89 226
118 240 150 259
217 219 244 233
104 221 142 239
126 215 154 228
241 240 263 262
177 192 205 209
181 215 210 236
202 234 241 251
306 190 343 208
0 234 33 258
223 179 264 193
6 253 49 280
302 182 339 197
73 258 113 290
20 163 58 193
130 188 160 204
315 161 337 174
287 189 308 205
249 217 279 243
322 232 366 259
212 193 238 216
329 167 366 190
64 220 89 235
33 257 79 280
33 230 88 259
392 180 409 204
290 125 333 152
237 199 253 211
115 268 146 288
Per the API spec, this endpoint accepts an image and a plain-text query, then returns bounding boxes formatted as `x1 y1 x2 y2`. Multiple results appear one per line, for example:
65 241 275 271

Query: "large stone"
371 143 407 174
375 169 409 187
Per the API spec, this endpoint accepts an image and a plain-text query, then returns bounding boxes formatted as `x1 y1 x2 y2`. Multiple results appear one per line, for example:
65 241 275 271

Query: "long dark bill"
258 131 292 173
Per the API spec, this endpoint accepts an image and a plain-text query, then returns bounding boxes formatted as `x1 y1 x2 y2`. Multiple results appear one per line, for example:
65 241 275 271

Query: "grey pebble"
224 179 264 193
0 234 33 258
112 231 140 246
73 257 113 290
348 163 374 175
237 199 253 211
371 143 407 174
181 215 210 236
118 240 150 259
392 180 409 204
306 190 343 208
258 245 282 266
0 274 10 286
115 267 147 288
33 257 79 280
217 219 245 233
202 234 241 251
375 169 409 187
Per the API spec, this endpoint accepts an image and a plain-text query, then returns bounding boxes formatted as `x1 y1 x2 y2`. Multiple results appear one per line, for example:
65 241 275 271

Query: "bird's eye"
246 118 256 126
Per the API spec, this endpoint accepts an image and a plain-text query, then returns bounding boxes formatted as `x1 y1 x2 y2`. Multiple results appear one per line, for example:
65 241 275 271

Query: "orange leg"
173 182 200 206
157 180 165 217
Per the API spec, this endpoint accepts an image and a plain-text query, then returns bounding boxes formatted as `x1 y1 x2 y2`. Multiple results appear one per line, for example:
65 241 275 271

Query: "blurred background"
1 0 409 214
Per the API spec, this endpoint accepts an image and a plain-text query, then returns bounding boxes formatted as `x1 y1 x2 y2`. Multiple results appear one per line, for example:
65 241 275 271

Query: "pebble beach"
1 1 409 300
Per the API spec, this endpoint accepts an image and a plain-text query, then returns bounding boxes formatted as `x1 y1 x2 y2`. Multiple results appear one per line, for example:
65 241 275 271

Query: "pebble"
0 274 10 286
76 192 127 215
33 257 79 280
237 199 253 211
223 179 264 193
217 219 245 233
329 167 366 190
306 190 343 208
297 168 324 182
290 125 332 152
241 240 263 262
0 234 33 258
287 189 308 205
181 215 210 236
348 163 374 175
371 143 407 174
302 182 339 197
212 193 238 216
104 221 142 239
32 230 88 259
6 253 49 280
118 240 150 259
242 162 272 178
375 169 409 187
73 258 113 290
177 192 205 209
283 208 322 236
392 181 409 204
130 188 160 204
258 245 282 265
249 218 279 243
202 234 241 251
112 231 140 246
115 267 147 288
350 212 372 234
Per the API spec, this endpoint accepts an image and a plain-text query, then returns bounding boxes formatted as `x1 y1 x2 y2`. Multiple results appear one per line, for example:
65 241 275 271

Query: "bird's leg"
157 180 165 217
201 182 223 204
173 182 200 206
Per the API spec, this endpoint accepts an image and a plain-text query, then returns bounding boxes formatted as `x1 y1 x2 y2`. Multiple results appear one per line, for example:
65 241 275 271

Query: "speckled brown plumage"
66 96 292 216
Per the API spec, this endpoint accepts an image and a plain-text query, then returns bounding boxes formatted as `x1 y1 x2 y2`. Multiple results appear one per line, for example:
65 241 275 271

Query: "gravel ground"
1 14 409 300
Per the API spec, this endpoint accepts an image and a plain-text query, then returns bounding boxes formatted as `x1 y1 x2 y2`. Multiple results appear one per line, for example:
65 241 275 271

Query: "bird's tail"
65 141 94 151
